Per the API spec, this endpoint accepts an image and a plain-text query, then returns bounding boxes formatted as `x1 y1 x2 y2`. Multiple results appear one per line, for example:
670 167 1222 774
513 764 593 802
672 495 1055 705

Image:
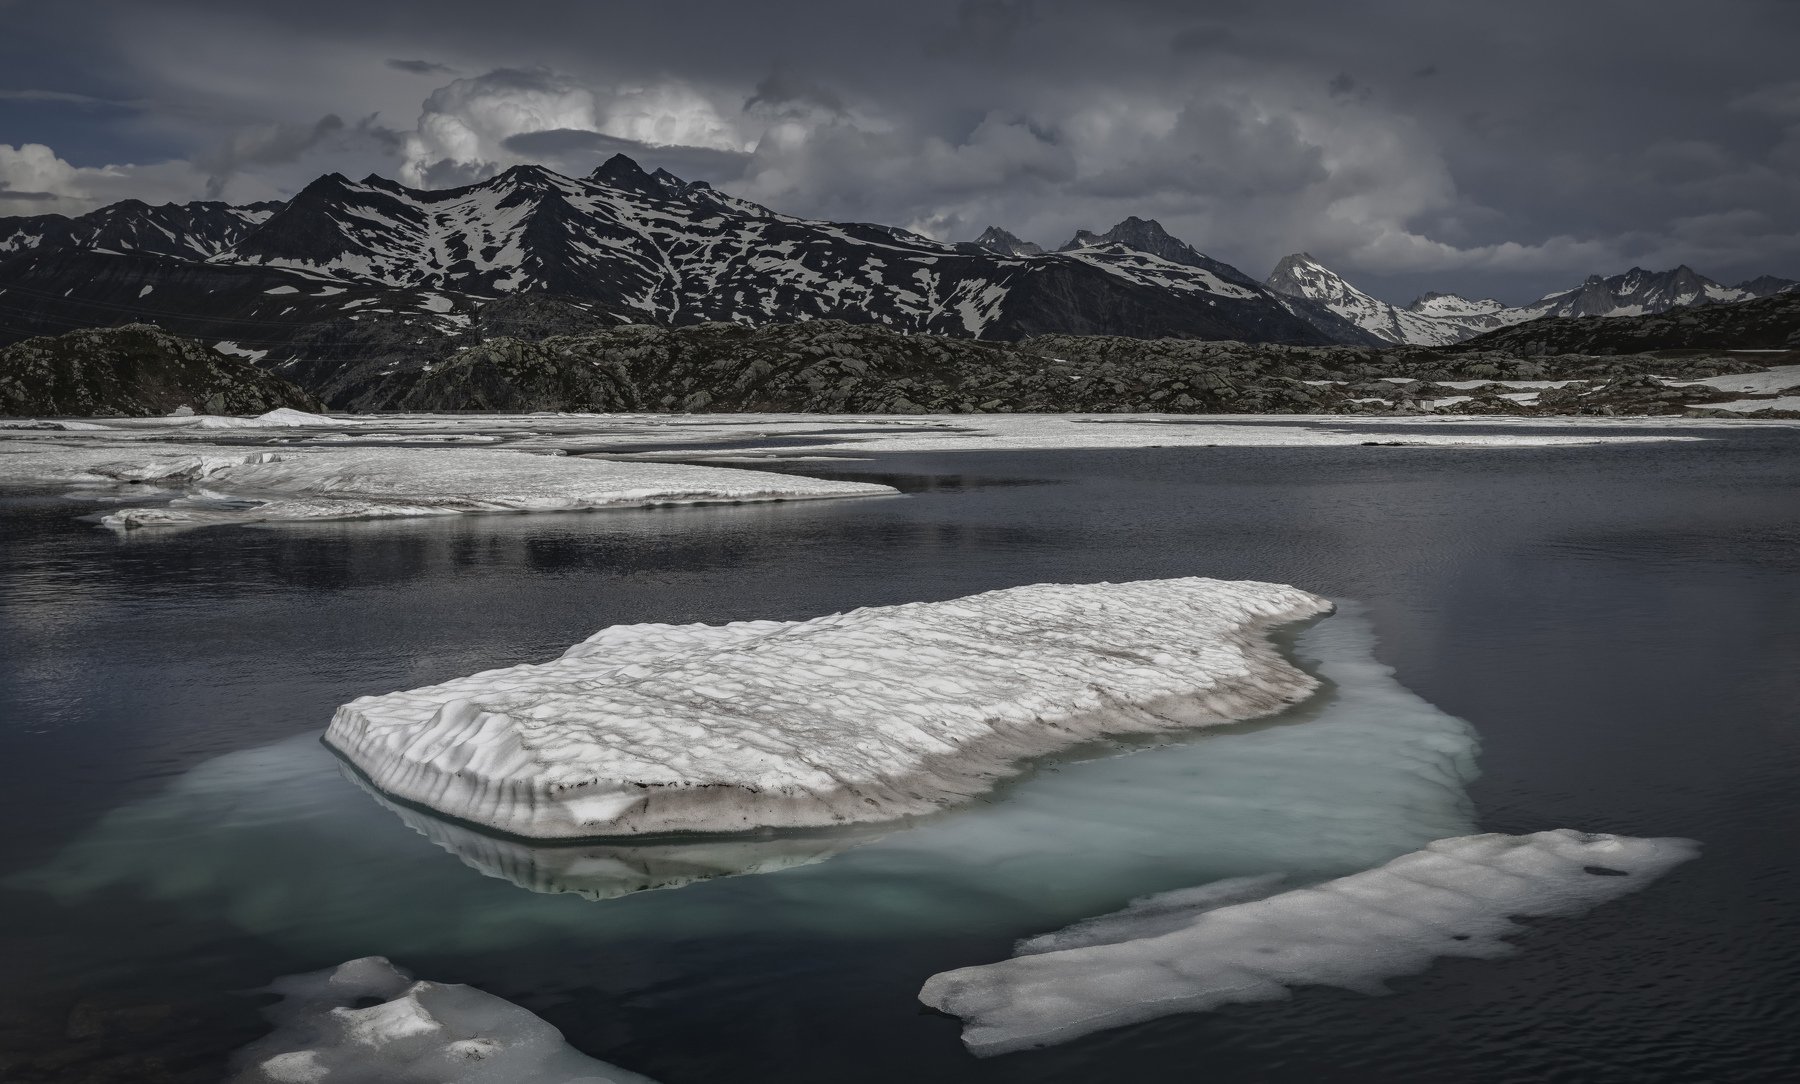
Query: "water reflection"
345 768 890 901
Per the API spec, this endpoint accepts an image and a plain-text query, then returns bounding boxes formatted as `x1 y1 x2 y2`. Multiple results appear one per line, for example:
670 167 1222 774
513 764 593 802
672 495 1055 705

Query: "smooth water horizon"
2 423 1797 1082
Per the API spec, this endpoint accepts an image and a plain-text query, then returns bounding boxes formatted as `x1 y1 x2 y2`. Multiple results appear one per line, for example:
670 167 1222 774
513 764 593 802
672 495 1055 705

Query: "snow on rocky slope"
920 829 1700 1054
326 578 1332 839
0 156 1331 351
1265 254 1528 346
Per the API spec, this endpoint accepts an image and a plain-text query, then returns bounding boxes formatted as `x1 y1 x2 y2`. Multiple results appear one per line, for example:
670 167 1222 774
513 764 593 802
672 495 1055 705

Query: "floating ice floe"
17 605 1482 956
231 956 654 1083
328 578 1332 839
0 442 894 528
918 829 1700 1055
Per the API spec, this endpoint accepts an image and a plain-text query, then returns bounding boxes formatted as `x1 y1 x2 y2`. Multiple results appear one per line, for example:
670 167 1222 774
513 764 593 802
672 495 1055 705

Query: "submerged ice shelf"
327 579 1332 838
919 829 1700 1055
232 956 654 1083
0 440 894 528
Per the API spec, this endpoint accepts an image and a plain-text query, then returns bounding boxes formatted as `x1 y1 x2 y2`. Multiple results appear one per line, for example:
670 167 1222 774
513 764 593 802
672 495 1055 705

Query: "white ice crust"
231 956 654 1083
326 578 1332 838
919 829 1700 1055
0 441 893 528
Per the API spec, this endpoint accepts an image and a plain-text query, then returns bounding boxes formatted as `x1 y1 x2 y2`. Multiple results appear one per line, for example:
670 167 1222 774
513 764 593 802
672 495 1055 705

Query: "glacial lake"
2 422 1797 1082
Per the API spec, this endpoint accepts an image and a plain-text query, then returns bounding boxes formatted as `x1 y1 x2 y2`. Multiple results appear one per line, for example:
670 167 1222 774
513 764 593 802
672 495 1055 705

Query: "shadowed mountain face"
0 155 1340 359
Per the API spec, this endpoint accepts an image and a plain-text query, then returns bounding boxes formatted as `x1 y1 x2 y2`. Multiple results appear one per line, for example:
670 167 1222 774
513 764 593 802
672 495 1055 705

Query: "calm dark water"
1 425 1797 1082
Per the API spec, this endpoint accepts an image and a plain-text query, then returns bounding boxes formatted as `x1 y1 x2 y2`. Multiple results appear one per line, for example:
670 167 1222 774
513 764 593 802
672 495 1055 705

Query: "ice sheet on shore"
0 441 894 528
919 829 1700 1055
231 956 654 1083
1712 396 1800 414
327 578 1332 838
1668 364 1800 395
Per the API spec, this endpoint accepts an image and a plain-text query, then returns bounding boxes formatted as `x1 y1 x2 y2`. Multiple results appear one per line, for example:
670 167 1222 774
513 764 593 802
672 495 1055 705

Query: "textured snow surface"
231 956 654 1083
327 578 1332 838
920 829 1700 1054
0 441 892 528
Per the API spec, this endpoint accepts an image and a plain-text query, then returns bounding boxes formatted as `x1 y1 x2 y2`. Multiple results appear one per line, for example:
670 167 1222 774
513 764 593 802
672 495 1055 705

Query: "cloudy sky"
3 0 1798 304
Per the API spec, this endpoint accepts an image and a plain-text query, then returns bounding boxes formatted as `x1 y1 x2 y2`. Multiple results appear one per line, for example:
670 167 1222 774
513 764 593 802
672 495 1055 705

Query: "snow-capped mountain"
1266 253 1797 346
1524 266 1789 318
1265 254 1525 346
0 198 281 260
0 156 1334 352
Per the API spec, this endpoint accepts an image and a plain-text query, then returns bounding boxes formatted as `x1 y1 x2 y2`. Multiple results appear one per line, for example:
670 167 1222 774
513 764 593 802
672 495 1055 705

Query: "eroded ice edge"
326 578 1332 839
231 955 654 1084
0 441 894 528
919 829 1700 1055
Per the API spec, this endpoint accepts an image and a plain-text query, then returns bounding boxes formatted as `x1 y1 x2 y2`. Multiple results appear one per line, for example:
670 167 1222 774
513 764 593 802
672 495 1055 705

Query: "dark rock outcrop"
0 325 322 417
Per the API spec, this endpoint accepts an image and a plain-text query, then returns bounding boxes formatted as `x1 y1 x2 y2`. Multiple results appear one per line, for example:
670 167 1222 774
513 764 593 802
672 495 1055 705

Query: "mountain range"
0 154 1792 360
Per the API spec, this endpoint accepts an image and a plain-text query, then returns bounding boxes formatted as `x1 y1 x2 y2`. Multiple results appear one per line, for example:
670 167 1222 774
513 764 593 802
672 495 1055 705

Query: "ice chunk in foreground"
231 956 654 1083
327 578 1331 838
919 829 1699 1055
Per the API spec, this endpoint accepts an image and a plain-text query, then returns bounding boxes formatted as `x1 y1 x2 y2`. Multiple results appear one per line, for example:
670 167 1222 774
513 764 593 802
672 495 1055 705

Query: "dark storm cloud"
7 0 1800 301
0 88 137 106
0 187 59 201
927 0 1039 55
743 72 845 117
192 114 345 197
386 58 457 76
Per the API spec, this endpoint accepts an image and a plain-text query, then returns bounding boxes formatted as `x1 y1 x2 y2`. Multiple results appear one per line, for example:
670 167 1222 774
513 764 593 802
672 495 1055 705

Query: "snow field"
0 440 894 528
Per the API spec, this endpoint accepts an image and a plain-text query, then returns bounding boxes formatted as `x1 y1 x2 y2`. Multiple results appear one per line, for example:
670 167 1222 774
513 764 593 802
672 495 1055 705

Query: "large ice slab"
0 441 893 528
919 829 1700 1055
231 956 655 1083
327 578 1331 838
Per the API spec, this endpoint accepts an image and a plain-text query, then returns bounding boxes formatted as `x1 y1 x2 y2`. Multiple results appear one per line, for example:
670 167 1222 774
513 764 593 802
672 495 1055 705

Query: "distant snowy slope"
1266 253 1799 346
1265 254 1528 345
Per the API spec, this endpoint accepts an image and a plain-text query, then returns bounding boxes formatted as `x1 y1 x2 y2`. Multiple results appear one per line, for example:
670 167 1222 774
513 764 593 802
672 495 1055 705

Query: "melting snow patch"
327 578 1331 838
230 956 655 1083
188 408 343 429
0 440 892 528
919 829 1699 1055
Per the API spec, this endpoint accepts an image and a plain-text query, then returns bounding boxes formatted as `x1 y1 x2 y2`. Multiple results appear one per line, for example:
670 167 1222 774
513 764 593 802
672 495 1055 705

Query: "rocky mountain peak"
972 226 1044 256
589 153 656 191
